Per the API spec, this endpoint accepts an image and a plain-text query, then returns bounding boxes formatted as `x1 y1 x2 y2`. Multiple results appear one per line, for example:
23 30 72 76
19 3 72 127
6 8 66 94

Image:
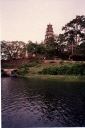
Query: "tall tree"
62 15 85 55
45 36 58 59
27 41 46 56
27 41 37 54
1 41 26 60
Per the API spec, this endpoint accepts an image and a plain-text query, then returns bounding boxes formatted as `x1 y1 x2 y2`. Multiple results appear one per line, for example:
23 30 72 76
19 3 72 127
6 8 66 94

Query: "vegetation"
39 63 85 75
1 15 85 79
1 41 26 60
62 15 85 54
8 60 84 81
76 42 85 55
2 59 85 81
1 15 85 61
16 61 39 76
16 65 29 76
1 15 85 82
10 61 84 77
23 75 85 82
27 41 45 55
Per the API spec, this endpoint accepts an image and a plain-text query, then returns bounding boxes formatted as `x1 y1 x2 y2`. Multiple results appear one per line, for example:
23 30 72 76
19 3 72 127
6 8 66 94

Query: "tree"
35 44 46 55
27 41 38 54
44 36 59 59
62 15 85 55
27 41 46 57
57 34 67 52
1 41 26 60
76 41 85 55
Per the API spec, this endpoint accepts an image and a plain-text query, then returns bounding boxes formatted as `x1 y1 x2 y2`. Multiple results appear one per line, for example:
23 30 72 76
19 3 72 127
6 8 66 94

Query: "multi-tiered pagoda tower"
44 24 55 43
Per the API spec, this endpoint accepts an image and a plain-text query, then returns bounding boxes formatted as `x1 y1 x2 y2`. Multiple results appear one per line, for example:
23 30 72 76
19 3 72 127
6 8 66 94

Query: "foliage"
17 66 29 76
45 37 58 58
1 40 26 60
27 41 37 54
17 62 39 75
20 62 38 68
70 54 85 61
1 63 10 68
27 41 46 55
62 15 85 55
57 34 67 53
1 15 85 61
76 42 85 55
39 63 85 75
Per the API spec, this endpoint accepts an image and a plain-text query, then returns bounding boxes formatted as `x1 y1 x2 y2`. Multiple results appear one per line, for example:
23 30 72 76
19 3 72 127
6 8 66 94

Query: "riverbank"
16 61 85 82
2 60 85 82
22 74 85 82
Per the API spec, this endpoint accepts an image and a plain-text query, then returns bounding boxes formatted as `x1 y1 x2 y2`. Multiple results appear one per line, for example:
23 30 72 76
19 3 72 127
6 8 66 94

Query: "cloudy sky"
1 0 85 42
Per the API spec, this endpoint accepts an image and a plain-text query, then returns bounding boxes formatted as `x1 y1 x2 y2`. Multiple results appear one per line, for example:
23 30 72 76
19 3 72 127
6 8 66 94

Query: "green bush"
17 62 39 76
39 64 85 75
17 66 29 76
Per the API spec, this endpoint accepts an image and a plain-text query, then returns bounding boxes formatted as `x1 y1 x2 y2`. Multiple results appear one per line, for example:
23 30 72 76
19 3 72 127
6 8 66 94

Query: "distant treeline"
1 15 85 61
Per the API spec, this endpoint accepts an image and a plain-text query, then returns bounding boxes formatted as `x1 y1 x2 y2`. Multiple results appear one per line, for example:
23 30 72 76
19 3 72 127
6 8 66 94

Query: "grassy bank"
15 61 85 82
22 74 85 82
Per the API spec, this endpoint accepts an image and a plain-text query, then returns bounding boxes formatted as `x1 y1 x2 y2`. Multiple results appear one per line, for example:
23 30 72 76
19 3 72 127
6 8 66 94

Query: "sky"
0 0 85 43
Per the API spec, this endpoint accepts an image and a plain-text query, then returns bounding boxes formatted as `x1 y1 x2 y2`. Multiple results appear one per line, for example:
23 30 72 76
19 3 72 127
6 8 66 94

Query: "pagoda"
44 24 55 43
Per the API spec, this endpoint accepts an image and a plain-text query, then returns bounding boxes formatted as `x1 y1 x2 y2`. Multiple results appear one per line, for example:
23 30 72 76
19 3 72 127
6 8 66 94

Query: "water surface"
2 77 85 127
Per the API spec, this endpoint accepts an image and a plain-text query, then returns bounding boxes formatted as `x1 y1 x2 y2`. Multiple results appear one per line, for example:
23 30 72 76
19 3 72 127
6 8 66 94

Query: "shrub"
40 63 85 75
17 66 29 76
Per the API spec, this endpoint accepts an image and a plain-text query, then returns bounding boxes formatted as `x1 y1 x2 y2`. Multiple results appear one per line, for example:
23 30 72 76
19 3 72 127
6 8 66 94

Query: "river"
1 77 85 127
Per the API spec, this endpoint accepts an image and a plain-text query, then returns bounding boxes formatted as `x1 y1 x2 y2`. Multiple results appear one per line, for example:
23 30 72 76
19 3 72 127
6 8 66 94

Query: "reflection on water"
1 77 85 127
